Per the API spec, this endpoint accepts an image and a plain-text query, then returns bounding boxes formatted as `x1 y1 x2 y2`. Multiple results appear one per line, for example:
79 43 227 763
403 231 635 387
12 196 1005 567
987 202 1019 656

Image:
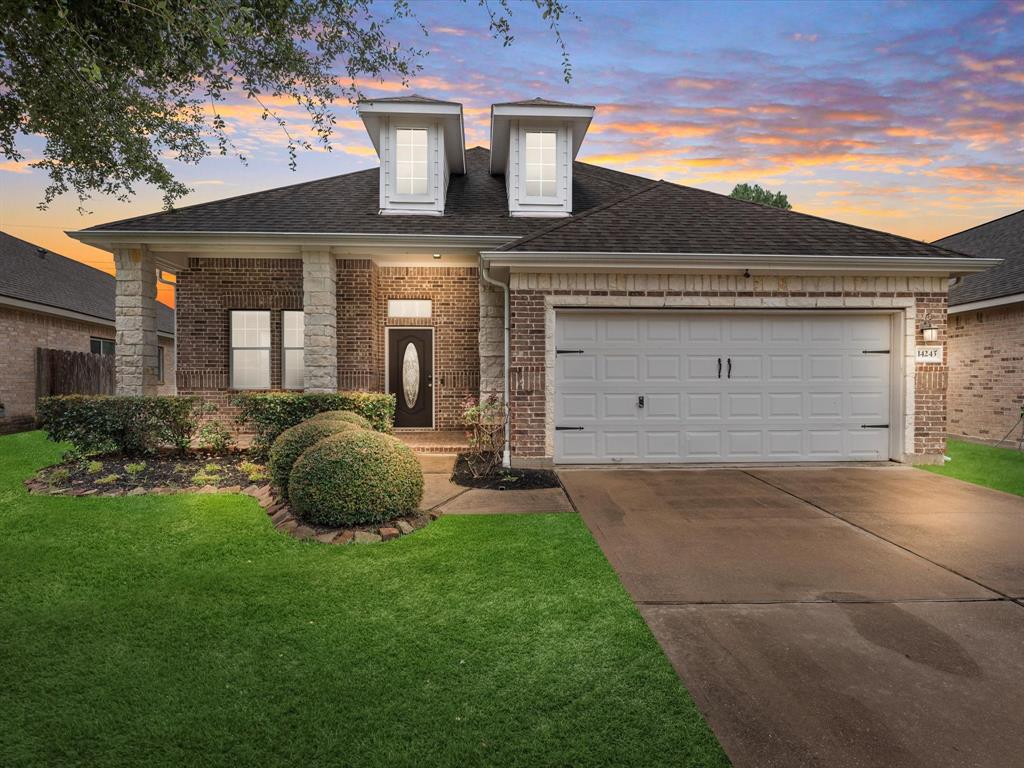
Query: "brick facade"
947 301 1024 442
507 273 949 463
0 305 174 433
378 265 480 429
175 257 479 430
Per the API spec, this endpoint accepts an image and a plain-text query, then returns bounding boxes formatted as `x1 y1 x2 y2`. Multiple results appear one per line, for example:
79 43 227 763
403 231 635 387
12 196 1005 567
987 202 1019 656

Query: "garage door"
555 312 893 463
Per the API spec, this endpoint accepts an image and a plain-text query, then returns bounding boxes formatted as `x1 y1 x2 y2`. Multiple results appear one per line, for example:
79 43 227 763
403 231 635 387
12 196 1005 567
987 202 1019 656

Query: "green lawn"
920 438 1024 496
0 431 727 768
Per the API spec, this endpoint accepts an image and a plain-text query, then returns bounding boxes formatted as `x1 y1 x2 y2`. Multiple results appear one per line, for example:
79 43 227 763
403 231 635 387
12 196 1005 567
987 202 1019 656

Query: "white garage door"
555 312 893 464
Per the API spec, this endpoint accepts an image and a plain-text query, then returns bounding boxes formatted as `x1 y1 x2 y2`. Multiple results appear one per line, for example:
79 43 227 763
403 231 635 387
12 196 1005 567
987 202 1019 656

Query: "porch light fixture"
921 315 939 342
432 252 441 260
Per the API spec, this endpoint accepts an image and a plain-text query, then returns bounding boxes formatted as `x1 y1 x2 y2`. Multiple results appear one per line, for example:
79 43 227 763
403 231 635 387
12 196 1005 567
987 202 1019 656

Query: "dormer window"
524 131 557 198
357 95 466 216
396 128 429 196
490 98 595 217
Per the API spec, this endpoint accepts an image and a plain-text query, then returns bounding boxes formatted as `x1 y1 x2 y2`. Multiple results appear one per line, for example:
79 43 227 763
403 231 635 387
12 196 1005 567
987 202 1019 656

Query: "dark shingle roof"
934 210 1024 305
359 93 462 106
493 97 594 108
0 232 174 334
84 147 649 237
497 180 976 259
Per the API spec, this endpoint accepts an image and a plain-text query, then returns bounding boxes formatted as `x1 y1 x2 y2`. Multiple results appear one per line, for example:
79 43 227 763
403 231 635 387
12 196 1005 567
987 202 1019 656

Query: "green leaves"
729 182 793 210
2 0 577 208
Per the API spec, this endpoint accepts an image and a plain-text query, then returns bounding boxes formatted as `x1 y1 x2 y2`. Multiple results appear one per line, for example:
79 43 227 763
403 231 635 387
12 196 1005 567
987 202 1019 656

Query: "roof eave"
481 250 1002 275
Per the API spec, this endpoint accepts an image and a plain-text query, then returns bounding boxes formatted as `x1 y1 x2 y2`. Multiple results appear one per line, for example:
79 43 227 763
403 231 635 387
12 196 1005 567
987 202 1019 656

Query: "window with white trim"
230 310 270 389
90 337 115 356
395 128 429 196
387 299 432 318
524 131 557 198
282 311 305 390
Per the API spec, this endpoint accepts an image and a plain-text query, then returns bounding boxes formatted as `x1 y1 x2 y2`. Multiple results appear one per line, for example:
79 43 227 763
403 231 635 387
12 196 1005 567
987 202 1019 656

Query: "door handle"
638 395 645 409
717 358 722 379
727 358 732 379
427 373 433 389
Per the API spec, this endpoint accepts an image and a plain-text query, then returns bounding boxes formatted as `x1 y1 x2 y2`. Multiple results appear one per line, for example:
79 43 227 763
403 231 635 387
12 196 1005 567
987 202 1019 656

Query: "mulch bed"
29 451 265 496
451 453 560 491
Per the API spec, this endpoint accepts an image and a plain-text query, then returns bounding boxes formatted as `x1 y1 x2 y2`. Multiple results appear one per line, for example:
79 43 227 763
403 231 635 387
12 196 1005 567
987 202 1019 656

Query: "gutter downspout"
479 256 511 468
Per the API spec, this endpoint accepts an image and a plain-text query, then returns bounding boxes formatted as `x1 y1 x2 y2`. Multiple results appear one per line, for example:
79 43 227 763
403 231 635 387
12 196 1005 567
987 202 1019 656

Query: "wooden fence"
36 348 116 398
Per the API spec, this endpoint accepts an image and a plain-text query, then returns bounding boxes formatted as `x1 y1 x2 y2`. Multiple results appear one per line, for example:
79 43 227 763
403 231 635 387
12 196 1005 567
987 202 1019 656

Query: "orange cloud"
0 159 32 174
590 120 720 139
884 126 937 138
957 54 1017 72
823 110 885 122
671 77 724 91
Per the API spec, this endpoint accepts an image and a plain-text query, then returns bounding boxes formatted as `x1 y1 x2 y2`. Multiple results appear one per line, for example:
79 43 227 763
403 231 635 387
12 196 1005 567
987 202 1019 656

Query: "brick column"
113 246 160 395
302 248 338 392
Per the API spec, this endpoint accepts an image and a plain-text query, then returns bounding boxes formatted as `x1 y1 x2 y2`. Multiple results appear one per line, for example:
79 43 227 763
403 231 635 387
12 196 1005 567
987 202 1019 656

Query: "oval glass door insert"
402 342 420 409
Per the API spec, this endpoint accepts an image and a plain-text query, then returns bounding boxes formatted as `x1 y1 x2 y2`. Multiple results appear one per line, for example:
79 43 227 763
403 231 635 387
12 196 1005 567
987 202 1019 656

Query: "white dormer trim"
505 121 572 217
357 98 464 216
378 118 447 215
489 100 594 217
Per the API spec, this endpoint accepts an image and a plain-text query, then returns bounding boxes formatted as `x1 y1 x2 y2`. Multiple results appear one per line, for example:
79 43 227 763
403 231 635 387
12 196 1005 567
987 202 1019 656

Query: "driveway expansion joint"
741 469 1012 602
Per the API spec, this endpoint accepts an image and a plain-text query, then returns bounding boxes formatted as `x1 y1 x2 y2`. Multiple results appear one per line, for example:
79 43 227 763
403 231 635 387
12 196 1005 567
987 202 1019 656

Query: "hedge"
305 410 373 430
288 430 423 527
268 419 362 496
37 395 209 455
232 391 395 456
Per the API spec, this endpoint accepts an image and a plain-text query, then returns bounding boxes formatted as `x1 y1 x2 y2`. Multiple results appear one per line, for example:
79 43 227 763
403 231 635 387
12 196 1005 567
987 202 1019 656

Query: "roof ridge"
933 208 1024 244
83 164 379 232
494 181 661 252
653 177 980 260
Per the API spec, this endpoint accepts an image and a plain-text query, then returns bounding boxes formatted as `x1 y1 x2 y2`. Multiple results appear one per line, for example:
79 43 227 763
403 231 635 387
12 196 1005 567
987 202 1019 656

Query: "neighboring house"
0 232 175 432
69 96 997 466
934 210 1023 444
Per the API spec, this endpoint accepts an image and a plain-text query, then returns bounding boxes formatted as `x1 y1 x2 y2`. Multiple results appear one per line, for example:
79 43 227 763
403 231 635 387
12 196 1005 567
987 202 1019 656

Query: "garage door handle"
727 357 732 379
861 424 889 429
717 358 722 378
638 395 644 409
556 426 585 431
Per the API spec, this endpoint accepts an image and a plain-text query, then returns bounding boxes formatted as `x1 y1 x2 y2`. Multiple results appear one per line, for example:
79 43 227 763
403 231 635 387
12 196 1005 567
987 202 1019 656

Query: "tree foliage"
0 0 576 209
729 183 792 210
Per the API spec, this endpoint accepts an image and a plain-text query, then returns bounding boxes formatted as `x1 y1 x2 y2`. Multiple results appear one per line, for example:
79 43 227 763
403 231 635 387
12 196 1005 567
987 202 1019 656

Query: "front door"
388 328 433 428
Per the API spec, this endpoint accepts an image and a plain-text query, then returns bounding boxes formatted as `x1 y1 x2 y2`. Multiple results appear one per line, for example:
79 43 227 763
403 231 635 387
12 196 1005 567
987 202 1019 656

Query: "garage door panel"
646 392 682 419
558 354 598 382
555 313 892 464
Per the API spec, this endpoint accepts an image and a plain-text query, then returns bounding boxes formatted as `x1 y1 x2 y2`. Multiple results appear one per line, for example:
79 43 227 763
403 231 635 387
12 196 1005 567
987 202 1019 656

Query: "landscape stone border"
24 478 436 544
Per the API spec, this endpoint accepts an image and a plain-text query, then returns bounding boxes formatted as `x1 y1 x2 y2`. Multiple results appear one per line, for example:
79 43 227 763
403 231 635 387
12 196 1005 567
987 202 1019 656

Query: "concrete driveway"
559 466 1024 768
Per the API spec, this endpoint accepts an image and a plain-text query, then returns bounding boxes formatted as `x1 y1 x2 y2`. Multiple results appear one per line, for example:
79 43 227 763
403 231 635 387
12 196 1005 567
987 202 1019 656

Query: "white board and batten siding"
554 312 895 464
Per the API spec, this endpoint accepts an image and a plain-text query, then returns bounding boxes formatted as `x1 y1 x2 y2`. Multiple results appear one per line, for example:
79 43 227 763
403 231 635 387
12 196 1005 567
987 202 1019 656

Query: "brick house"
69 96 997 466
934 210 1023 445
0 232 175 433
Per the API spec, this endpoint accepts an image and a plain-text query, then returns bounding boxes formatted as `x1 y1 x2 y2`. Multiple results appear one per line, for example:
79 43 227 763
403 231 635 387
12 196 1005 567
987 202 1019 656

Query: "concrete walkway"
559 466 1024 768
417 454 573 515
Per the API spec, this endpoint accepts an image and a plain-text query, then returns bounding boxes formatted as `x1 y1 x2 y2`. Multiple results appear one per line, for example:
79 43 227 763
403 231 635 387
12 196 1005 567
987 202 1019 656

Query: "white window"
90 337 115 356
387 299 432 318
525 131 557 198
395 128 429 196
230 310 270 389
282 311 305 390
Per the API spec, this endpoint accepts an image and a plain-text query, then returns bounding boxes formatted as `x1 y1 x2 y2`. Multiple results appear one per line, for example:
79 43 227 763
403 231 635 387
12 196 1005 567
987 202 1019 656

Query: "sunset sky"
1 0 1021 307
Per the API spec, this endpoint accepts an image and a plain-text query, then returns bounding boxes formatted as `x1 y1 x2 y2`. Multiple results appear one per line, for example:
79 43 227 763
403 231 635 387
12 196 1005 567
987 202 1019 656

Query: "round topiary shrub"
305 409 373 431
269 420 361 495
288 430 423 527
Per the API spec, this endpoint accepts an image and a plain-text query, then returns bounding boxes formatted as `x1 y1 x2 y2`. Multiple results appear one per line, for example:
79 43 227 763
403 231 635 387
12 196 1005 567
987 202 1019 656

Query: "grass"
921 438 1024 496
0 431 727 768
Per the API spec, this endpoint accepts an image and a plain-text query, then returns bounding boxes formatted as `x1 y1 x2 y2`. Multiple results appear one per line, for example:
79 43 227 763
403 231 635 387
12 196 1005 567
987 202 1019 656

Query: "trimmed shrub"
289 430 423 527
232 391 395 456
37 395 208 455
305 410 373 430
268 419 362 495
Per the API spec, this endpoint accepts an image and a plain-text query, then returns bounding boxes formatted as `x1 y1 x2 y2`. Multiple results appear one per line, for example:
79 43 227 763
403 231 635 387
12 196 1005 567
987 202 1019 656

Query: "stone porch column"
113 246 160 395
302 248 338 392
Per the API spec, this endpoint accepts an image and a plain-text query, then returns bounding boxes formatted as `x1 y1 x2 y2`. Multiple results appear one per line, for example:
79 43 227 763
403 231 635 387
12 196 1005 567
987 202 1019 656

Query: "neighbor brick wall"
0 306 175 433
508 273 949 462
378 266 480 429
175 257 303 419
947 301 1024 442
